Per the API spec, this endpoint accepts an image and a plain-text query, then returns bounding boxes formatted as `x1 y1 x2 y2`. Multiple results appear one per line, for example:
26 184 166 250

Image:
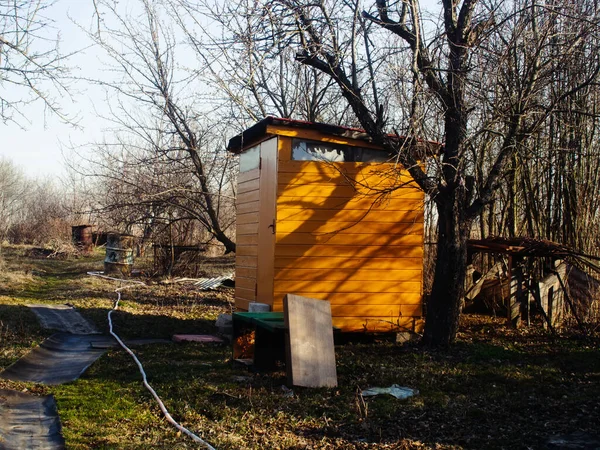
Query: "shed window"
291 139 391 163
239 145 260 172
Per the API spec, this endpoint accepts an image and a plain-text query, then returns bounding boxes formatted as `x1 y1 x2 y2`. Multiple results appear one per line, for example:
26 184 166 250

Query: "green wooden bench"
232 311 340 370
232 312 287 370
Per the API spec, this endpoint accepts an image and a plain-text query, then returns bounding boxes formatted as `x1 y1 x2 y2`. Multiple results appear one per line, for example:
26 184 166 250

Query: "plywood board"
283 294 337 387
236 223 259 236
237 234 259 246
235 277 256 291
236 256 258 269
236 266 257 279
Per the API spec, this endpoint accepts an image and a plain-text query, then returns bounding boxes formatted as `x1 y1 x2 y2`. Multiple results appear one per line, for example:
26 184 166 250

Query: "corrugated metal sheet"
194 274 234 290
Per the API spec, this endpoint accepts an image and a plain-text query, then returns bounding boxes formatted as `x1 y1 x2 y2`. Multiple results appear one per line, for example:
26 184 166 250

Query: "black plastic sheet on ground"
0 389 65 450
27 304 99 335
0 333 111 385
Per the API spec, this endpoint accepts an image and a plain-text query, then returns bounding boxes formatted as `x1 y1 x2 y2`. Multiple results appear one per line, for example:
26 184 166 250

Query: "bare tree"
0 158 28 246
268 0 600 346
82 129 236 252
0 0 70 124
170 0 355 126
85 0 236 253
8 178 71 245
0 158 72 248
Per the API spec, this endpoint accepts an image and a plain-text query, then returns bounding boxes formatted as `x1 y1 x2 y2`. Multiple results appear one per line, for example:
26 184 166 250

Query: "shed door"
256 137 278 305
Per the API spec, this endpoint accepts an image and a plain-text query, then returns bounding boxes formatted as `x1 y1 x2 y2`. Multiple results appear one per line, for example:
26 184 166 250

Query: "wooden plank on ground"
465 262 503 301
283 294 337 388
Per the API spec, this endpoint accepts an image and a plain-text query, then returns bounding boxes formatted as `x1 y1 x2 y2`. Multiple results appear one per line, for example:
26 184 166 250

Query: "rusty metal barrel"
72 225 93 253
104 233 135 277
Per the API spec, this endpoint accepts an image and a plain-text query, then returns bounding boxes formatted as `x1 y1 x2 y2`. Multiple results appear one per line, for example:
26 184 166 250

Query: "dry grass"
0 245 599 449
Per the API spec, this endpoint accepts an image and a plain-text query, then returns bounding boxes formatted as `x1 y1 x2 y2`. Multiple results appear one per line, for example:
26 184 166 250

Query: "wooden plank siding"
235 166 260 307
231 125 425 332
274 256 423 270
275 268 422 282
272 292 422 305
278 196 423 211
277 184 423 199
273 143 424 332
276 221 424 235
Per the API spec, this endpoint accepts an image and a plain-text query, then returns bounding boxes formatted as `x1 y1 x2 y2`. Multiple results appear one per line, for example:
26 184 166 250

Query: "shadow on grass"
0 303 53 369
79 307 222 340
1 303 594 450
59 334 600 449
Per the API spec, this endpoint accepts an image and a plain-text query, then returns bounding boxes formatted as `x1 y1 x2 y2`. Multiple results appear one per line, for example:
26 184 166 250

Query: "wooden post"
555 269 587 335
528 278 557 335
508 256 523 327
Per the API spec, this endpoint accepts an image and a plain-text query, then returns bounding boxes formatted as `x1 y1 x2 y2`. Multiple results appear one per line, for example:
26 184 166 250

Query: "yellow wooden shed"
227 117 429 333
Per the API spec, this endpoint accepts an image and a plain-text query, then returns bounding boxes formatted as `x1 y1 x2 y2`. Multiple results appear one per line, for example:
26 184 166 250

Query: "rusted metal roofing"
468 237 600 271
469 237 577 257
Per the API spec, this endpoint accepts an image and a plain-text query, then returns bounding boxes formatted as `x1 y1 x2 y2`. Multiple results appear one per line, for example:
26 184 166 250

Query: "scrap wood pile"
466 237 600 332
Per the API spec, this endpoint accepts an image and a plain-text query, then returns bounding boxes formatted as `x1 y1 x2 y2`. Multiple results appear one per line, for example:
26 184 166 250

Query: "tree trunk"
215 230 236 254
422 192 471 347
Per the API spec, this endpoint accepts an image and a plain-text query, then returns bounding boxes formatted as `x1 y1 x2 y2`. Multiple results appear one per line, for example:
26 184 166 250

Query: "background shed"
228 117 429 332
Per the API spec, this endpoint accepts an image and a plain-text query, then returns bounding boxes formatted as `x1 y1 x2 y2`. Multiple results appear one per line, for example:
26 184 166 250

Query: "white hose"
87 271 216 450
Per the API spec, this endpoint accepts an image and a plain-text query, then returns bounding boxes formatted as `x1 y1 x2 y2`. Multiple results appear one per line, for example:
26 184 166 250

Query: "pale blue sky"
1 0 105 179
1 0 441 179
